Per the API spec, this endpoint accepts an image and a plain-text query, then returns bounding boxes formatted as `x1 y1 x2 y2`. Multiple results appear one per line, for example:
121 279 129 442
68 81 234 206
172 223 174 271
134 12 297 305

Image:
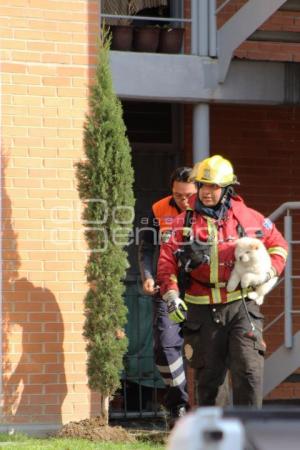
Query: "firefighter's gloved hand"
163 290 188 323
264 267 277 282
251 267 277 287
168 297 188 323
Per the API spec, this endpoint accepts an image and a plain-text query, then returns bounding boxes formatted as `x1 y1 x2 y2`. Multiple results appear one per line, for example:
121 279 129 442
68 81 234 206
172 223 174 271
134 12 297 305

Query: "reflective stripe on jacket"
157 195 288 305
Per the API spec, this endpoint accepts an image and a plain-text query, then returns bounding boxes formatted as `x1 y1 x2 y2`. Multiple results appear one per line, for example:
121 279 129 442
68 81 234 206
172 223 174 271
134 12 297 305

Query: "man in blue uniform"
138 167 197 427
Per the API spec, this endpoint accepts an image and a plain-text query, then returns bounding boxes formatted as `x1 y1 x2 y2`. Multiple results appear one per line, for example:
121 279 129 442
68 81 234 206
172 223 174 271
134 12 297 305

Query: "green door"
110 101 183 417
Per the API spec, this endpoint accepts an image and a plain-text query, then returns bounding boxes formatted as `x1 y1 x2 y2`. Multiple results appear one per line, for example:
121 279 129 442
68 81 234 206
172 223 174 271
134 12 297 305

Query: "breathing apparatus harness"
173 207 211 300
174 184 235 277
174 207 211 272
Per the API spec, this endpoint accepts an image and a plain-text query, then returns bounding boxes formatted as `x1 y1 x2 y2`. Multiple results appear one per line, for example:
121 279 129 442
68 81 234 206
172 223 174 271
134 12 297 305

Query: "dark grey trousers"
183 299 265 407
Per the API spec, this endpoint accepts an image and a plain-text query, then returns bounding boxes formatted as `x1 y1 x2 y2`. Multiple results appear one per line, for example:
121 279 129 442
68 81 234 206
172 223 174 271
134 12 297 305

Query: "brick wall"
183 0 191 54
210 104 300 400
1 0 101 425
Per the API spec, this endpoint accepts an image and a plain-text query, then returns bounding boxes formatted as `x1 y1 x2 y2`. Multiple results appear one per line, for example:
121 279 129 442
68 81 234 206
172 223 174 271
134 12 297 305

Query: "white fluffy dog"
227 237 278 305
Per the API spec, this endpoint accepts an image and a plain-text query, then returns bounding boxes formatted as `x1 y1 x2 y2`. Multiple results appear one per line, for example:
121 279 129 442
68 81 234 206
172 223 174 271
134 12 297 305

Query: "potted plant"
109 23 133 51
133 25 160 52
158 26 185 54
102 0 134 51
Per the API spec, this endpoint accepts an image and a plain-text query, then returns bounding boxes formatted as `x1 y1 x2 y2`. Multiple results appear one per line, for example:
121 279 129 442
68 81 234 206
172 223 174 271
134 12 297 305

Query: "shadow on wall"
1 152 67 424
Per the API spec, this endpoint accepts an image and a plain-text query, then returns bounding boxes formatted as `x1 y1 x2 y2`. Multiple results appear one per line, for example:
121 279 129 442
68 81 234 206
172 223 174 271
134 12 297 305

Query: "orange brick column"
1 0 102 426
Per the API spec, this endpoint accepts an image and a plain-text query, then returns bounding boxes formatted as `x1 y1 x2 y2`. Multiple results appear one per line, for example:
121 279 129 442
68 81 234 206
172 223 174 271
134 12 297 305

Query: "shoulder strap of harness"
237 223 247 238
177 208 194 297
182 207 194 242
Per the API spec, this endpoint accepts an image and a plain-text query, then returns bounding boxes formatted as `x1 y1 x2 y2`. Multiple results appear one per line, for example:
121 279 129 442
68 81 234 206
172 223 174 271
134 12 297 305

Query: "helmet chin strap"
215 186 234 222
219 187 227 204
214 185 233 209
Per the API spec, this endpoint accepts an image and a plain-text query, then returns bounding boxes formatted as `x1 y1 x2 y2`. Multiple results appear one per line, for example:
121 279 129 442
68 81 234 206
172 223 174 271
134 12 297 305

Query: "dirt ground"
57 416 168 444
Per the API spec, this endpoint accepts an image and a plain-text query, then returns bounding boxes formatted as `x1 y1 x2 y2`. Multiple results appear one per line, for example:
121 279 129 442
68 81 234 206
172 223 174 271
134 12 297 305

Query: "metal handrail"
215 0 250 15
266 203 300 348
101 13 191 23
215 0 234 14
268 201 300 222
264 311 284 333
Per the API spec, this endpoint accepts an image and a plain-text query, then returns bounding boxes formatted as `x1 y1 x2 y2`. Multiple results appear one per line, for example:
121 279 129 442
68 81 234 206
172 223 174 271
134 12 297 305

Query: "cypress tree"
76 28 135 421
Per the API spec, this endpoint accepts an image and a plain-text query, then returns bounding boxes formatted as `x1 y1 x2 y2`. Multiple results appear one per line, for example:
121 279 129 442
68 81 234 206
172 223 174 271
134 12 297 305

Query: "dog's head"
234 237 264 264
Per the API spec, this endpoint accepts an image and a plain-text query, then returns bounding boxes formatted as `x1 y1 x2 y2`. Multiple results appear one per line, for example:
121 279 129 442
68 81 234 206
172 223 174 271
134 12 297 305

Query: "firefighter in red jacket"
138 167 197 426
157 155 288 407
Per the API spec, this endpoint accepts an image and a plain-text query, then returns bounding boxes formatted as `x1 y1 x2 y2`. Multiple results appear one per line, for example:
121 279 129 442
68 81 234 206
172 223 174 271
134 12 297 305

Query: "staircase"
264 331 300 397
217 0 288 82
263 202 300 398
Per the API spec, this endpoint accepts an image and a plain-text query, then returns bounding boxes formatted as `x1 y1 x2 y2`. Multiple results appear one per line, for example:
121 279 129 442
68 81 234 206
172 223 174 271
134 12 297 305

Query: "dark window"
123 101 173 144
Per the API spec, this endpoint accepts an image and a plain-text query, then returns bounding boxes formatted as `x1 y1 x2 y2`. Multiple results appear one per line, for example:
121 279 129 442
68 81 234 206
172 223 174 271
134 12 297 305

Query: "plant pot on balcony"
109 25 133 51
158 27 185 54
133 26 160 52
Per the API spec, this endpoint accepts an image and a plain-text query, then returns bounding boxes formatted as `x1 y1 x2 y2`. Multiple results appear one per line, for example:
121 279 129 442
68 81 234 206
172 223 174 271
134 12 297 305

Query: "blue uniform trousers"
153 296 188 410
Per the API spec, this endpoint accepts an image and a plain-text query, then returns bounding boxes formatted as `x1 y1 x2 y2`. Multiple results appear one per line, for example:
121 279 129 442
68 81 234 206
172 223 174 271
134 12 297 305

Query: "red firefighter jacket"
157 195 288 305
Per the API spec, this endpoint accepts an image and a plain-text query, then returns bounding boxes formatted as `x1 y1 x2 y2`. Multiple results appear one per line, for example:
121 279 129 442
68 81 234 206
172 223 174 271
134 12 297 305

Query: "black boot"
168 404 187 430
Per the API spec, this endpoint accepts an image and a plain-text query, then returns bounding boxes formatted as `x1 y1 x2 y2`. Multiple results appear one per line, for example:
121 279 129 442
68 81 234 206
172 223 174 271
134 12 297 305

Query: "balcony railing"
101 1 225 57
101 12 191 54
101 13 190 25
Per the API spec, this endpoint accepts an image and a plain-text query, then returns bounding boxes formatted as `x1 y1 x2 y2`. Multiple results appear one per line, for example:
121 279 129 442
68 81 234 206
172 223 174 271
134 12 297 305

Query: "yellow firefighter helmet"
189 155 238 187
